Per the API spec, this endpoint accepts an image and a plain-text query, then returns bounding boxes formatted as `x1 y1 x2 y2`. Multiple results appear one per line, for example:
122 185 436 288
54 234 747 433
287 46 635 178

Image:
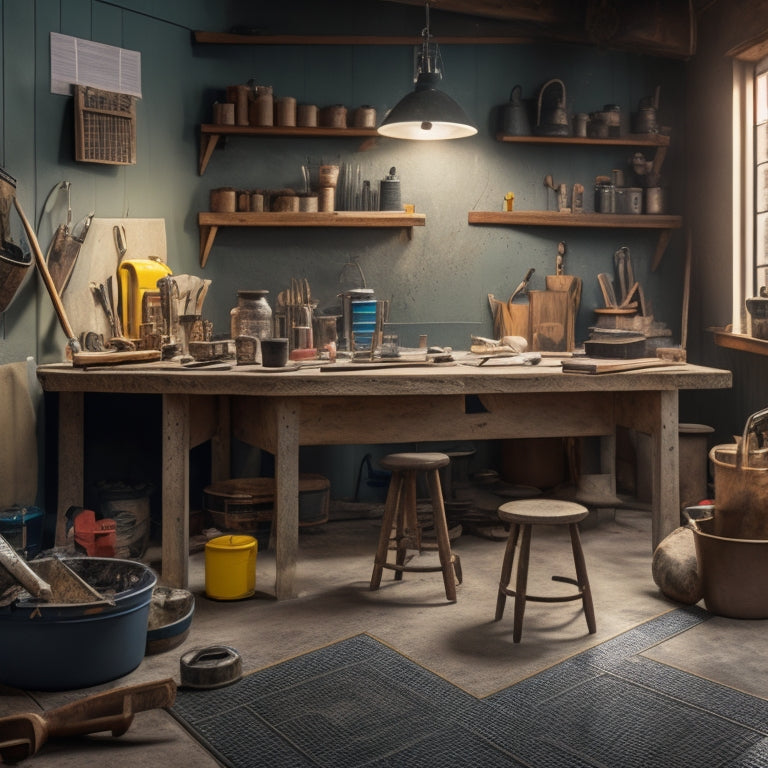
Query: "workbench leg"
161 393 190 588
273 398 300 600
210 395 230 483
55 391 84 547
599 433 617 496
650 390 679 549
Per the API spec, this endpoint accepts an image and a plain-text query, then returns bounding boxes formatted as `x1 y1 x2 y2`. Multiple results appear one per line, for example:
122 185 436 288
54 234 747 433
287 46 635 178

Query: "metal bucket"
710 407 768 539
688 514 768 619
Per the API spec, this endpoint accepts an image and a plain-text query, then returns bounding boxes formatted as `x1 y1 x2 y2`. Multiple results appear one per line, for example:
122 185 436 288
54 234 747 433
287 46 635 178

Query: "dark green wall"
2 0 701 514
2 0 687 361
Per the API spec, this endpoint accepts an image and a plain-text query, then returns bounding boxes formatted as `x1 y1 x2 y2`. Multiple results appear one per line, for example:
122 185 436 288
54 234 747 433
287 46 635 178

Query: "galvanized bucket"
710 407 768 539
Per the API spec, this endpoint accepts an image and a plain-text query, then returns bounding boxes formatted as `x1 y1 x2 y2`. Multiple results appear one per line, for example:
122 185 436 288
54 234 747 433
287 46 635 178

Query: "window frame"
753 58 768 302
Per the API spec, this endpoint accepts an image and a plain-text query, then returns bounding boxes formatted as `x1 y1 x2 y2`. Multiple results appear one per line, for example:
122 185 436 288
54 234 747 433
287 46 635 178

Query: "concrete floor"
1 499 766 767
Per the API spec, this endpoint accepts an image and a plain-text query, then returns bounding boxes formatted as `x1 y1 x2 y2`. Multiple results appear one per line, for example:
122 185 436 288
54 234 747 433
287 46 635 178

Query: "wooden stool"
495 498 596 642
370 452 462 602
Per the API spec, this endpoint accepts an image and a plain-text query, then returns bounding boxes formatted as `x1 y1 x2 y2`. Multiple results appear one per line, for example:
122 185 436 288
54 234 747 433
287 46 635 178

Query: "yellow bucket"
205 535 257 600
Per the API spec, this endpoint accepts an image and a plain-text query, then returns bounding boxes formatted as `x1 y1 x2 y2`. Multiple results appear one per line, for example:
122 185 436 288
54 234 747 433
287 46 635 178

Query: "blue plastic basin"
0 557 157 690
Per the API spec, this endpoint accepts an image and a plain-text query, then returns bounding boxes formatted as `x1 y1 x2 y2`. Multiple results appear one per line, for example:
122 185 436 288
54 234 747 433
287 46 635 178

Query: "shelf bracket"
199 133 221 175
200 224 218 267
652 229 673 272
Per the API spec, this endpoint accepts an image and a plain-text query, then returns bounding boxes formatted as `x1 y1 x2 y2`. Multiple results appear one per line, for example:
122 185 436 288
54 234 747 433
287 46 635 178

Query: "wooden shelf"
193 31 543 46
199 124 379 174
711 329 768 356
496 133 670 148
496 133 669 175
467 211 683 270
198 211 426 267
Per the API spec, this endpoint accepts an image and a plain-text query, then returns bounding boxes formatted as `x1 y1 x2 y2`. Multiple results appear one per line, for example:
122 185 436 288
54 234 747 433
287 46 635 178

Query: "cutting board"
561 357 681 374
529 276 582 353
548 275 582 349
61 218 167 342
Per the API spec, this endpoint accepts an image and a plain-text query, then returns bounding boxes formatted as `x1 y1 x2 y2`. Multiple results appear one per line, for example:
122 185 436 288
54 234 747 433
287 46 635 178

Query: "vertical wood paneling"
0 1 37 365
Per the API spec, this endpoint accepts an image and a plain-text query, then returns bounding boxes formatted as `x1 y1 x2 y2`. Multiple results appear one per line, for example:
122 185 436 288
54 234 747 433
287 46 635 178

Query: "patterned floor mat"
172 606 768 767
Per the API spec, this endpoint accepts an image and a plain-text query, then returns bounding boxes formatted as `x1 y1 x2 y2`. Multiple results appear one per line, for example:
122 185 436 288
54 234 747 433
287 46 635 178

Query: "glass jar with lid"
230 290 273 340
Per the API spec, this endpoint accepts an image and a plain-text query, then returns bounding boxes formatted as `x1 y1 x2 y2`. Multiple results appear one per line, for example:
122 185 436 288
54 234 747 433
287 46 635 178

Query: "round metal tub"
0 557 157 690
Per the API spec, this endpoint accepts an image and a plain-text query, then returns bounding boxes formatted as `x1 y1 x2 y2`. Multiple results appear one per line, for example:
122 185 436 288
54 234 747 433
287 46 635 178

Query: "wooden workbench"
36 358 731 599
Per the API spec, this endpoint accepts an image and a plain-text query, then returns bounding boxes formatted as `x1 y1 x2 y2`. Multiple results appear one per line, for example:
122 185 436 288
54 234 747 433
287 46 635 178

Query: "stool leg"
495 522 520 621
512 524 532 643
395 471 418 580
370 472 403 590
569 523 596 634
426 468 457 602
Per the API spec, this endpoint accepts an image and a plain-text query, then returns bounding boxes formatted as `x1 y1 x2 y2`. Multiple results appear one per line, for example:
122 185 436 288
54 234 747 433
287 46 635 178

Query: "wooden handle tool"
13 196 80 354
0 678 176 764
0 534 52 601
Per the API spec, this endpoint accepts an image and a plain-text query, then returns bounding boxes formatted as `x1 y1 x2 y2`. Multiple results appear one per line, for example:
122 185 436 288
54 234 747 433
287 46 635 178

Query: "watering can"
500 85 530 136
535 78 569 137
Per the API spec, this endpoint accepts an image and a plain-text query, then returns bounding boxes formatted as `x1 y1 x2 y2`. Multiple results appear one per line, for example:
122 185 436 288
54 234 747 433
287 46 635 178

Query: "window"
728 53 760 334
755 59 768 298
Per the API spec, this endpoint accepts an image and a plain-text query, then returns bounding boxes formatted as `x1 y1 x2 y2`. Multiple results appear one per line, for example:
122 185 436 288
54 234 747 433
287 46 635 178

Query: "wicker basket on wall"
74 85 137 165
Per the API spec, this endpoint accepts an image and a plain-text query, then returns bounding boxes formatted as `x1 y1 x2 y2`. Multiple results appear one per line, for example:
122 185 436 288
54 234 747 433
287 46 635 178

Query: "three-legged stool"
495 498 596 642
370 452 462 602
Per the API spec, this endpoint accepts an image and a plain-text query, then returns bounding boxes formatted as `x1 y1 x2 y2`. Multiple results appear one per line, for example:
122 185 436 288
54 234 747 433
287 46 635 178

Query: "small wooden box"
74 85 137 165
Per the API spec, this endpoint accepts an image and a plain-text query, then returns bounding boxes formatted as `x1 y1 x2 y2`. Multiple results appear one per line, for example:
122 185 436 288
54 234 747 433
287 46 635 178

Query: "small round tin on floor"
180 645 242 689
205 535 257 600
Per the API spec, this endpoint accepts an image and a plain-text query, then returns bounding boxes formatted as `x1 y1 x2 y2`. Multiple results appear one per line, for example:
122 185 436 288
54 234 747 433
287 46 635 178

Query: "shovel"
0 678 176 764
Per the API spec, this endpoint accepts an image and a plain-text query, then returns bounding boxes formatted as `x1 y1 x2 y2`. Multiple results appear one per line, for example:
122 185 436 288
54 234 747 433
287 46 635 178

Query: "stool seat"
378 452 450 472
371 452 460 602
495 498 595 642
498 498 589 526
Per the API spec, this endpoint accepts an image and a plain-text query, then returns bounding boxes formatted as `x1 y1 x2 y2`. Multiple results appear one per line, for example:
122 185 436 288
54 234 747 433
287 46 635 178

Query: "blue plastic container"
0 506 44 559
0 557 157 690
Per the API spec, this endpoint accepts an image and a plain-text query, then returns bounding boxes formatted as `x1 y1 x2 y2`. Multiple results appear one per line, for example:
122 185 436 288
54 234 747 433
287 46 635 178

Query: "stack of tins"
202 474 330 535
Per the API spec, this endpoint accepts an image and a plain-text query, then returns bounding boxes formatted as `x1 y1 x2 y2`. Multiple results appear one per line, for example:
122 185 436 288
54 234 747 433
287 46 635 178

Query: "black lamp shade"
378 72 477 140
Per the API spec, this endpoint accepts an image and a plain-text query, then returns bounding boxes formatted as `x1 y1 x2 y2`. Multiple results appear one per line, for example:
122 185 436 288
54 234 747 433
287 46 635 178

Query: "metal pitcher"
500 85 530 136
535 78 569 137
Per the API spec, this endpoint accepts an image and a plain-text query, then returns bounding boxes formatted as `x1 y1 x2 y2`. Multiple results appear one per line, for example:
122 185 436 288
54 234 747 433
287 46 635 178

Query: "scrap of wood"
620 281 640 308
597 273 618 307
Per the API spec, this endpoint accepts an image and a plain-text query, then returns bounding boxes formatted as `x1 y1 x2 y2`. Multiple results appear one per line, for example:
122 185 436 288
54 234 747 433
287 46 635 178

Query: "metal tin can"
594 182 616 213
625 187 643 215
645 187 666 214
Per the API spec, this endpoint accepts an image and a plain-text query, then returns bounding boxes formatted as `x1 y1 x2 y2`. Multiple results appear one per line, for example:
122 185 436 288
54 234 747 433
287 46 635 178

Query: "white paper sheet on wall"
50 32 142 98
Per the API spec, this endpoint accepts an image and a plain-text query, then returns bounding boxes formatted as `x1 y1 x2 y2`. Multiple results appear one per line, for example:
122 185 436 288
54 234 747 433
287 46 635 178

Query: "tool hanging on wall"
39 181 93 295
12 179 159 366
12 189 81 356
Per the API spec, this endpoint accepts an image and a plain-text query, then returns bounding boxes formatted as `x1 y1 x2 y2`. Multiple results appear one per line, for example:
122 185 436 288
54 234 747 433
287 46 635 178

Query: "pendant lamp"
378 3 477 140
